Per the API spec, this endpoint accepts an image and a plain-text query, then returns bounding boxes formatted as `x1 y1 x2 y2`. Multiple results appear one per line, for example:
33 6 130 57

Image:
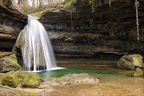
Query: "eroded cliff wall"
0 1 26 51
40 0 144 58
1 0 144 58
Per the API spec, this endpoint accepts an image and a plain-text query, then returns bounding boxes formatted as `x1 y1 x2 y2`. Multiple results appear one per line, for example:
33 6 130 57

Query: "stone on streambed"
39 73 99 88
1 71 18 88
0 54 23 73
20 72 41 88
117 54 144 70
0 71 41 88
131 67 144 77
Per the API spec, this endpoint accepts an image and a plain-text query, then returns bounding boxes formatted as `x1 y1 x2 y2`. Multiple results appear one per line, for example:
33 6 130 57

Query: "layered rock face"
40 0 144 58
1 0 144 58
0 2 26 51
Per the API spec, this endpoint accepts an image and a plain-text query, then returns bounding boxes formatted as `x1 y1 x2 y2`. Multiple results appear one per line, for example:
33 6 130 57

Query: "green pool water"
36 64 144 96
36 58 144 94
37 58 144 96
36 67 142 82
37 67 144 94
37 68 118 80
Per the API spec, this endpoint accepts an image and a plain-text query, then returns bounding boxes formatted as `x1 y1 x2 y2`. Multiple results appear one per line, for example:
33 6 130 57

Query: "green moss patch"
131 67 144 77
19 72 41 88
130 54 144 67
0 71 41 88
1 71 18 88
63 0 100 12
63 0 78 11
6 54 23 69
0 54 23 73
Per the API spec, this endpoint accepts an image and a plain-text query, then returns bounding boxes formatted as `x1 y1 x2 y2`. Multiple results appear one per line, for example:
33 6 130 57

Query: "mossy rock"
14 71 41 88
1 71 18 88
0 71 41 88
63 0 99 12
129 54 144 67
63 0 78 11
117 54 144 70
0 54 23 73
131 67 144 77
20 72 41 88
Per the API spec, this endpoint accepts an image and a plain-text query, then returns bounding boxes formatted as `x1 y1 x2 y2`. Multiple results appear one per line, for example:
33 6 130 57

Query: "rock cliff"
1 0 144 58
40 0 144 58
0 1 26 51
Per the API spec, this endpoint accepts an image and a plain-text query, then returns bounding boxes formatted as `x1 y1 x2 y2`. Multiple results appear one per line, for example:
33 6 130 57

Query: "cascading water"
13 15 57 71
135 0 140 41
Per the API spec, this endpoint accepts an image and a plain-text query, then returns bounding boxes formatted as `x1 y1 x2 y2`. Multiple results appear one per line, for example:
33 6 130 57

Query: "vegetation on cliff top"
63 0 104 12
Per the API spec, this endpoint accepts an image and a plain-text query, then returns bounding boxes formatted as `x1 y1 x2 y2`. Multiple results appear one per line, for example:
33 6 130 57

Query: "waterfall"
109 0 111 8
135 0 140 41
14 15 57 71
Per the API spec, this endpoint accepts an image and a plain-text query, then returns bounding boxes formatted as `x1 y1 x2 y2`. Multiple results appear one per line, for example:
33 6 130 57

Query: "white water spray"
21 15 57 71
135 0 140 41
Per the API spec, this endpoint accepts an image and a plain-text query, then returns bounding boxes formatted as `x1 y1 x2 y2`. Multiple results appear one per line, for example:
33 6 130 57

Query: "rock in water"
40 73 99 88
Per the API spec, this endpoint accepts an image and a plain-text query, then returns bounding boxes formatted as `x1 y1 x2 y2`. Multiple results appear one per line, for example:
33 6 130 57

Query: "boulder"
131 67 144 77
0 71 41 88
117 54 144 70
0 71 18 88
40 73 99 88
20 72 41 88
0 54 23 73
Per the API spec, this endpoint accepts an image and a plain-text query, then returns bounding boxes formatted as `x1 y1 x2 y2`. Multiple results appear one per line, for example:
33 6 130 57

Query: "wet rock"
12 25 55 70
39 73 99 87
117 54 144 70
131 67 144 77
0 54 23 73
